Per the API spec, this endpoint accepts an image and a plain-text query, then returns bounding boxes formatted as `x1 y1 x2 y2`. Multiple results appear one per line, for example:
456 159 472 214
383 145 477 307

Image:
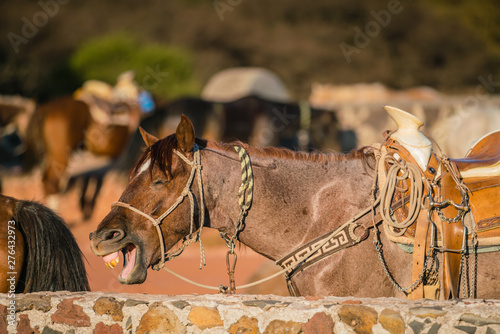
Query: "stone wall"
2 292 500 333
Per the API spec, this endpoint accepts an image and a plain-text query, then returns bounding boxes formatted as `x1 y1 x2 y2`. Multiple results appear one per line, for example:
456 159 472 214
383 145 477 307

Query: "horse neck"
200 147 375 261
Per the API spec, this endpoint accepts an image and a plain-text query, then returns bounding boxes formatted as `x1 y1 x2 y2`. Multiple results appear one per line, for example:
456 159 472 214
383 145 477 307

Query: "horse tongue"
120 245 137 279
103 251 120 269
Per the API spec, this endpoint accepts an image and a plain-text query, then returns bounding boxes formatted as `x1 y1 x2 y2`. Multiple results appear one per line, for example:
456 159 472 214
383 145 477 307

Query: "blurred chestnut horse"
90 116 500 298
0 194 89 292
26 96 140 213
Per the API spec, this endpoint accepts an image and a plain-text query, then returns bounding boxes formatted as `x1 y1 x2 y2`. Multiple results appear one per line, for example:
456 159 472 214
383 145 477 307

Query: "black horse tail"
13 200 90 292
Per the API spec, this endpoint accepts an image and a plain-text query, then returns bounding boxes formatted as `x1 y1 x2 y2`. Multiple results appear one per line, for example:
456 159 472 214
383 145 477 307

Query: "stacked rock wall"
2 292 500 333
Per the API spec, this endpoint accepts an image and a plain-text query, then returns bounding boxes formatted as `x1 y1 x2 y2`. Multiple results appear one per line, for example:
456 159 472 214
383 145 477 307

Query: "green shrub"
70 33 199 99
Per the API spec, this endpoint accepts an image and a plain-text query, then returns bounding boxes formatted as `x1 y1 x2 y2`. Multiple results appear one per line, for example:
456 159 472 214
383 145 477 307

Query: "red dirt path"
3 169 287 296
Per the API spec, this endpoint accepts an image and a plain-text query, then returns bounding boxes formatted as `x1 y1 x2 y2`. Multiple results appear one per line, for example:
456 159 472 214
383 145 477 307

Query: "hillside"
1 0 499 101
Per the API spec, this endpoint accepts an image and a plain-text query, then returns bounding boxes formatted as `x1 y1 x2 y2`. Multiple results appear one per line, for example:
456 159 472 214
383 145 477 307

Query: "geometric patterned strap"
276 221 362 278
275 191 414 280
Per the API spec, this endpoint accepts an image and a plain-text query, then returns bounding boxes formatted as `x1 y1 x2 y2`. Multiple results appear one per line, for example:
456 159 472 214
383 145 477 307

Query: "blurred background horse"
23 73 149 218
116 95 345 174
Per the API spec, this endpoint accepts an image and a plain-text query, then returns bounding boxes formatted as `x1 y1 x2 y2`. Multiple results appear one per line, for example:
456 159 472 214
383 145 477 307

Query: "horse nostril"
107 232 117 240
103 229 125 241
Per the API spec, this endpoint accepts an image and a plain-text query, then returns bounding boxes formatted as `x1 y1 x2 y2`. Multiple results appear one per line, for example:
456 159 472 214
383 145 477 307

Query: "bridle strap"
112 201 168 268
111 143 206 270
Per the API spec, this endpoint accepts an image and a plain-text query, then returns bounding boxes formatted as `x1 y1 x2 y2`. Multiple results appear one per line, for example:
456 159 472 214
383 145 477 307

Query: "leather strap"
409 152 440 299
276 193 412 295
439 167 465 299
408 214 429 299
385 142 441 299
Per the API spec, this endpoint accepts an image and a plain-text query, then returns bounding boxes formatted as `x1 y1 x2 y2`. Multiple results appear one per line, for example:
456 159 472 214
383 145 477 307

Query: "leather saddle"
75 90 134 127
440 130 500 299
384 129 500 299
451 130 500 239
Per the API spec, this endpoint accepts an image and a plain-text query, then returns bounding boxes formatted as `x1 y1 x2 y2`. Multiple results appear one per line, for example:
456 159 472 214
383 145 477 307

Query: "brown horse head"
90 115 203 284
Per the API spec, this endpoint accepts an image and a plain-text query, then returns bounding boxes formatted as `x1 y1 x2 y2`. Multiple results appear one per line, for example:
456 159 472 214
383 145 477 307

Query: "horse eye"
153 179 168 186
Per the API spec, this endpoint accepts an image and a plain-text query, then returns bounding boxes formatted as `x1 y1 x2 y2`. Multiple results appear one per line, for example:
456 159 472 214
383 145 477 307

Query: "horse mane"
206 140 373 164
14 200 90 293
132 134 375 178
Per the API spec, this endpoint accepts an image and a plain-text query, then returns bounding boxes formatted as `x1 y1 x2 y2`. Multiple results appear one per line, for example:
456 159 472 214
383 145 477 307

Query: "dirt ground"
2 169 288 296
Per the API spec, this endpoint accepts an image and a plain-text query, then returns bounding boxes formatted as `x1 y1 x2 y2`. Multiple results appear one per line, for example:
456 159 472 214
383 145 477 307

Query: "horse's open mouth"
102 243 138 281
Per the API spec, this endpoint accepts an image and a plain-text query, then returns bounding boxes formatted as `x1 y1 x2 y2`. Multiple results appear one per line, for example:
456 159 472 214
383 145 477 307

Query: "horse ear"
176 114 195 153
139 127 159 147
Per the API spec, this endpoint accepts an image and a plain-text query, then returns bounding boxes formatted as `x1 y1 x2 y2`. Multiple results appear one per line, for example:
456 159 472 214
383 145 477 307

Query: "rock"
427 323 441 334
93 322 123 334
460 313 500 326
136 304 185 334
229 316 260 334
486 326 500 334
16 295 52 312
94 297 124 321
172 300 190 309
125 317 132 331
379 308 405 334
41 327 62 334
454 326 477 334
0 304 7 334
187 306 223 329
242 300 281 309
409 306 446 319
17 314 37 334
409 320 425 334
124 299 148 307
338 305 378 334
263 319 302 334
51 297 91 327
302 312 334 334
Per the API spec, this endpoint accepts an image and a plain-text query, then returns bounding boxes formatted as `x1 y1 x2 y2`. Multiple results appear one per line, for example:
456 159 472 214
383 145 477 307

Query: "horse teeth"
105 258 119 269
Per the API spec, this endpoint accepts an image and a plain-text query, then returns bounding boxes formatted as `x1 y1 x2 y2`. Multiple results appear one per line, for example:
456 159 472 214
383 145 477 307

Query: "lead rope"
220 146 254 293
372 149 434 294
380 155 423 237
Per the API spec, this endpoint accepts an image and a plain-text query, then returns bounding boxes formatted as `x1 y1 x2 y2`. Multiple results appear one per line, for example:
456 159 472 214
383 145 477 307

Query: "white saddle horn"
384 105 432 171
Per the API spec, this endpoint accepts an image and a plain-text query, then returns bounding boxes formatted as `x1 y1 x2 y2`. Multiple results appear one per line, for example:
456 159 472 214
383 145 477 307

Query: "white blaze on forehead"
136 158 151 176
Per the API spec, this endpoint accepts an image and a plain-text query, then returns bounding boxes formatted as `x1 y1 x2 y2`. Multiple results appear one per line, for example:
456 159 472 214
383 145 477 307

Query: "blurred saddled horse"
0 194 89 292
26 95 142 217
0 96 35 192
117 95 346 173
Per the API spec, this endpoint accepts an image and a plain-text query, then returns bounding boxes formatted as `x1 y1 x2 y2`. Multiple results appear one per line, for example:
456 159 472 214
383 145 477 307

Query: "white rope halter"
111 143 263 293
112 143 206 270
